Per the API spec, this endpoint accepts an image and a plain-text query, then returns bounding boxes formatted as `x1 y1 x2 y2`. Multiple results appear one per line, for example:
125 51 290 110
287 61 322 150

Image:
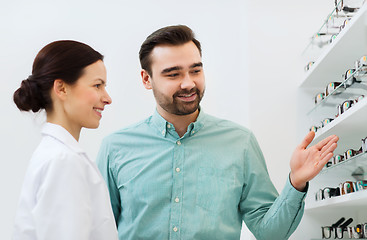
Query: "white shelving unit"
293 3 367 240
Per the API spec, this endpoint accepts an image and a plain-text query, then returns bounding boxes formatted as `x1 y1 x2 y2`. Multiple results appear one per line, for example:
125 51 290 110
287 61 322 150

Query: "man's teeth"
181 93 194 97
95 109 102 113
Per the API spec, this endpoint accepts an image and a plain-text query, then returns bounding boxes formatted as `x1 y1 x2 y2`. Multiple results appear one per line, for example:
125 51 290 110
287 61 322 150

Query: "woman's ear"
52 79 68 100
141 69 152 90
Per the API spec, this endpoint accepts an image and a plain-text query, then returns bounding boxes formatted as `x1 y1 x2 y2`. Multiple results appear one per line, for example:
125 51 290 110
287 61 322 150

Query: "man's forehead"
150 43 202 69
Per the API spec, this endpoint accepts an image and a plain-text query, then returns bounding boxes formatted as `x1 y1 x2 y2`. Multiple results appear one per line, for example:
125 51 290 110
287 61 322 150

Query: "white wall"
1 0 252 239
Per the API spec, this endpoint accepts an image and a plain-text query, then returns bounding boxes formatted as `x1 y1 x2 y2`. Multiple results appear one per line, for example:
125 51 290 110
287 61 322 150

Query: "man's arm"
96 138 121 225
240 131 337 240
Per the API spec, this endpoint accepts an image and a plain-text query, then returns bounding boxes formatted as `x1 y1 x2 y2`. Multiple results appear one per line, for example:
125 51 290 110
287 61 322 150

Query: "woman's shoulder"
30 135 86 171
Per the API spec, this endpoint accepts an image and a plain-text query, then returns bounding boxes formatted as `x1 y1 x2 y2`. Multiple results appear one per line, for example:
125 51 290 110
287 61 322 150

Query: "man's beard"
153 87 204 116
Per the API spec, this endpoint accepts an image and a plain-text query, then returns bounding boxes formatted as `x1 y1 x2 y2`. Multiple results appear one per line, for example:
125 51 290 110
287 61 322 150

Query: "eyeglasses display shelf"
293 2 367 240
300 3 367 89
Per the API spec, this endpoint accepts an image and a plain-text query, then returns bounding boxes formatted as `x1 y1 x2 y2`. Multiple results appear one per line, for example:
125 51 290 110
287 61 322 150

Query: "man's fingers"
315 135 339 150
320 142 338 159
299 131 315 149
320 152 334 166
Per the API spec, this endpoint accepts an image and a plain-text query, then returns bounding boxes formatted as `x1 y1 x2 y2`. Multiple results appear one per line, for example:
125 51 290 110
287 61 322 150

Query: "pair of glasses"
356 180 367 191
326 18 351 44
315 187 340 201
314 82 344 105
342 68 362 87
309 118 334 133
355 55 367 79
356 55 367 70
337 99 355 116
332 154 344 165
347 224 367 238
322 217 354 239
339 181 355 195
336 95 364 117
340 180 367 195
304 61 315 72
322 118 334 127
344 148 362 160
335 0 360 15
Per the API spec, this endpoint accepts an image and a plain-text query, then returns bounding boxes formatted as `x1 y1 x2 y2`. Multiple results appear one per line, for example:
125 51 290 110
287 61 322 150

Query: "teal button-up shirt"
96 110 307 240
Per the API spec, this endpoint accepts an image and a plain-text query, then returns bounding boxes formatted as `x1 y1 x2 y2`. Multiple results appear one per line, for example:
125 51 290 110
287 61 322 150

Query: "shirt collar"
151 107 205 138
41 122 85 153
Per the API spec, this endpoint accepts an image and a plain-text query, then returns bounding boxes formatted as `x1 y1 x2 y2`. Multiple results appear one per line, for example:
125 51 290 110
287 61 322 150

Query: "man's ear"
52 79 68 100
141 69 152 90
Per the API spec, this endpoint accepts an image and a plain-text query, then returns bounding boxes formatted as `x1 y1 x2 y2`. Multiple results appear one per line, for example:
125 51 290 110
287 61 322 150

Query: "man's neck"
157 107 199 138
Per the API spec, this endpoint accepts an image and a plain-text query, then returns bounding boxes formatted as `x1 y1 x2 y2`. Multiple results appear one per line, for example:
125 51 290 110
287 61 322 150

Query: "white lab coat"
13 123 118 240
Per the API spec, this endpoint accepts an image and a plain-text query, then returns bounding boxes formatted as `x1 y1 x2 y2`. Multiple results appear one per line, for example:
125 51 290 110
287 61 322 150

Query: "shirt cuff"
280 175 308 207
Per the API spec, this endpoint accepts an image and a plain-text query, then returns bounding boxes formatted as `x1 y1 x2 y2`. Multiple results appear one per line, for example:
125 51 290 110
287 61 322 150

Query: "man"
97 25 338 240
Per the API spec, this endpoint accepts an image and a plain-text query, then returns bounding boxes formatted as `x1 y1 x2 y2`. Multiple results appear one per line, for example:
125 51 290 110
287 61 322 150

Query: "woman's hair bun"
13 77 44 112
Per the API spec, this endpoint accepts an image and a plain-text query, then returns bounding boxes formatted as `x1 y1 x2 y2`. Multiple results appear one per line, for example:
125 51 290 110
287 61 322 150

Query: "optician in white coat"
12 40 118 240
13 123 117 240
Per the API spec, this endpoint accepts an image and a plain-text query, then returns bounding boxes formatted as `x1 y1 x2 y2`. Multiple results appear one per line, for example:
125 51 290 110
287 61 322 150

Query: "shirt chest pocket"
196 167 236 213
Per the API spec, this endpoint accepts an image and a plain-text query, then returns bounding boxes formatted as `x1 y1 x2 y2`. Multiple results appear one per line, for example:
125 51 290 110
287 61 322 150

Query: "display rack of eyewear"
294 1 367 239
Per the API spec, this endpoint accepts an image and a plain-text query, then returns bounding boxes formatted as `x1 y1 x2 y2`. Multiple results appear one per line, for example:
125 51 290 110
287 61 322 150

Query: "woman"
12 40 118 240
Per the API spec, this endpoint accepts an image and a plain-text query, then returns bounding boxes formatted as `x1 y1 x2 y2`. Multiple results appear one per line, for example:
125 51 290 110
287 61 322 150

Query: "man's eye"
167 73 179 77
94 84 101 88
192 69 201 74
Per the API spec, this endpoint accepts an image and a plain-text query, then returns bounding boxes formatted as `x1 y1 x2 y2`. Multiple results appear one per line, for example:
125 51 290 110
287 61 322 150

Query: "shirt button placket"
170 138 183 240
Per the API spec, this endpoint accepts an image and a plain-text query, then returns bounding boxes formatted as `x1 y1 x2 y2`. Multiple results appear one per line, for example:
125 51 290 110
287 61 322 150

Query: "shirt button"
175 167 181 173
173 227 178 232
161 130 165 136
175 197 180 203
176 140 181 145
192 130 195 134
167 124 171 129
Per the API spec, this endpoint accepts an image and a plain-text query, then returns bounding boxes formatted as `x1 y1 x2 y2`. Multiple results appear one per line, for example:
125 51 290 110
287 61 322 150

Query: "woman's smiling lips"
93 107 103 117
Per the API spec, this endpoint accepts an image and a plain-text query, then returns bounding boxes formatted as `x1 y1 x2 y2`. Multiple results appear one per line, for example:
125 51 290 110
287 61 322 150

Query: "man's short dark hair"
139 25 202 76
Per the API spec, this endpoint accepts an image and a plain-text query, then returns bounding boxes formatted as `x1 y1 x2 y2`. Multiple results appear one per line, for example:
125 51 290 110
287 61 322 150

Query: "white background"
1 1 332 239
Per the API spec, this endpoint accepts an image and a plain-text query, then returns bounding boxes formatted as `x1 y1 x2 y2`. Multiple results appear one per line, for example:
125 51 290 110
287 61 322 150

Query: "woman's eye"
94 84 101 88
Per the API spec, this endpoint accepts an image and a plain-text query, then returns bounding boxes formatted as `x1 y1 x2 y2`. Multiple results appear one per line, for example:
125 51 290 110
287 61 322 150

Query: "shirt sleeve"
239 132 307 240
96 138 121 225
32 152 92 240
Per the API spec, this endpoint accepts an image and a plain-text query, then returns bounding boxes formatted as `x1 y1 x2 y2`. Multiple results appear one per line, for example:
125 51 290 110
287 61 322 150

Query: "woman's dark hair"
139 25 202 77
13 40 103 112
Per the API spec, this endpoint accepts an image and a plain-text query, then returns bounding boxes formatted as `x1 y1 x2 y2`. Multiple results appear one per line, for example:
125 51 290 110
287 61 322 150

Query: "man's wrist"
289 172 307 192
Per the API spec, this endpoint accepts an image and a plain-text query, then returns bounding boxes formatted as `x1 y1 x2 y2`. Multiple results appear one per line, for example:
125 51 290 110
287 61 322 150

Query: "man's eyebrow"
190 62 203 68
161 66 182 74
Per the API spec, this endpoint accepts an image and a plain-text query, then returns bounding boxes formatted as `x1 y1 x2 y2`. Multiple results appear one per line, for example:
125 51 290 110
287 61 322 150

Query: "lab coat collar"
41 123 85 154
